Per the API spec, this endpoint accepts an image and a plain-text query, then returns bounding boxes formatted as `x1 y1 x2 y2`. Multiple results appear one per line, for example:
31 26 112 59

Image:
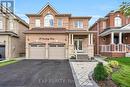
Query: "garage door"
29 44 45 59
49 43 65 59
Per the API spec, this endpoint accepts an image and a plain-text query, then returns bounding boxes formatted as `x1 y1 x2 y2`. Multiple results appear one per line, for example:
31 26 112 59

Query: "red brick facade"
90 11 130 57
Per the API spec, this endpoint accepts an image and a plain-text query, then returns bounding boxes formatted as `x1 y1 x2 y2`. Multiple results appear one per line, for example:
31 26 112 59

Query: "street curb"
88 71 99 87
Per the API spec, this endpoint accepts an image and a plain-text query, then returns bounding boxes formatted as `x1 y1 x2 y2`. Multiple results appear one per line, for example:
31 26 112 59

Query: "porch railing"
100 44 129 53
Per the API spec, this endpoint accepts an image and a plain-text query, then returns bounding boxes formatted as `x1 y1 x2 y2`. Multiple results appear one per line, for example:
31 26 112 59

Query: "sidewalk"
95 57 108 65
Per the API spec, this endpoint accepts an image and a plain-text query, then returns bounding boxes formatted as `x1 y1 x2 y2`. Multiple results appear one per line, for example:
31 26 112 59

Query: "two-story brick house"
25 3 95 59
90 10 130 57
0 6 29 60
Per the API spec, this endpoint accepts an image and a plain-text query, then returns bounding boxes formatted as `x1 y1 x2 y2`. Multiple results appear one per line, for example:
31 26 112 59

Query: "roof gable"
38 3 59 15
121 23 130 30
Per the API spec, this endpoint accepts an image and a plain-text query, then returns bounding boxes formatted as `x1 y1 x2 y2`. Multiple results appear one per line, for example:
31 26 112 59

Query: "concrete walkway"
70 62 98 87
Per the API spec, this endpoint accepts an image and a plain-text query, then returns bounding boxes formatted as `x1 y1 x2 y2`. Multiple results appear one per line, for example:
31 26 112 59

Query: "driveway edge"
69 62 80 87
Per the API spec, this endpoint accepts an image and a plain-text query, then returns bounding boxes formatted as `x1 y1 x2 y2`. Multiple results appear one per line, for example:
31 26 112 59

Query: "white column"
69 34 71 45
46 44 48 59
119 32 122 44
91 34 93 45
88 34 91 45
111 32 114 44
71 34 74 45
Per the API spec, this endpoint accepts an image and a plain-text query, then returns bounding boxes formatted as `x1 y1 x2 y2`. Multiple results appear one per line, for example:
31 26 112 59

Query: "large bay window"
44 14 54 27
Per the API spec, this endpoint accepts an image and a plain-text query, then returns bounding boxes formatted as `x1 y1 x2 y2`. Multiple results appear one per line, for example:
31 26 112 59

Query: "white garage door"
49 44 65 59
29 44 45 59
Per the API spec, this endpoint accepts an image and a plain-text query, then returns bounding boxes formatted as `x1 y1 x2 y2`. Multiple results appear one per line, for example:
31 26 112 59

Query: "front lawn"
0 60 17 67
110 57 130 87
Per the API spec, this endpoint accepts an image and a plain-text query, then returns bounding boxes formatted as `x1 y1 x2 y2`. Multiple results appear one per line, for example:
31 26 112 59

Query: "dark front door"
0 45 5 60
114 36 119 44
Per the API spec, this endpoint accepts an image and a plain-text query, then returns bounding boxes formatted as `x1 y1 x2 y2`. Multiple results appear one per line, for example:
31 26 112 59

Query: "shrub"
70 56 76 59
104 65 113 74
109 60 119 68
93 62 108 81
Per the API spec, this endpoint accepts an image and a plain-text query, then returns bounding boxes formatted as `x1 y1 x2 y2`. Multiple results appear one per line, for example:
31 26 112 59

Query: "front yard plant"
93 62 108 86
108 60 119 68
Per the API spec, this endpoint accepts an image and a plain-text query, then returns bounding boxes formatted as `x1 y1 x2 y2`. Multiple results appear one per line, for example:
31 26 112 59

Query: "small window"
49 44 56 47
57 44 64 47
0 21 3 29
57 19 63 28
74 21 83 28
38 44 45 47
35 19 40 27
114 17 122 27
31 44 37 47
31 44 45 47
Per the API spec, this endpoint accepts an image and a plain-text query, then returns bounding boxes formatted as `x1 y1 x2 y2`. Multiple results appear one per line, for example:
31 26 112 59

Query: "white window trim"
74 21 83 28
0 21 3 30
44 14 54 27
114 16 122 27
102 21 106 29
57 19 63 28
9 19 14 30
35 19 40 27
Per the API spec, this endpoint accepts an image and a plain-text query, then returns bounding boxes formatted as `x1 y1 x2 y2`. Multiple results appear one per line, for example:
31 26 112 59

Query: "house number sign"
39 38 55 40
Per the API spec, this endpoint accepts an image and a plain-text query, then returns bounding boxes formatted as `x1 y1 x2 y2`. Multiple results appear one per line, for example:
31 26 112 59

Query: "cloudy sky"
14 0 129 26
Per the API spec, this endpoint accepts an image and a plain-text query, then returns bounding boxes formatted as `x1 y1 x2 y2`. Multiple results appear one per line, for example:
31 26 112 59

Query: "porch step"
77 54 90 60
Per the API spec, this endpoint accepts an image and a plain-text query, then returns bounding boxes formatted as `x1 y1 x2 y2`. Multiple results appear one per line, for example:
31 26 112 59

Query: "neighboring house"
0 6 29 60
90 10 130 57
25 3 95 59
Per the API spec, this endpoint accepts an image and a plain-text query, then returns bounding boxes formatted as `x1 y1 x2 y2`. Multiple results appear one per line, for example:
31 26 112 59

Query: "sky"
14 0 129 26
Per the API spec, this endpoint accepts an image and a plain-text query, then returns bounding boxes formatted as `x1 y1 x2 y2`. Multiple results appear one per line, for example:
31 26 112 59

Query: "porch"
68 30 94 59
99 24 130 57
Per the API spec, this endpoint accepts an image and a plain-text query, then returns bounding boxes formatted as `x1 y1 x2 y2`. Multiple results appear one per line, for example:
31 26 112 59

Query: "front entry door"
74 39 83 52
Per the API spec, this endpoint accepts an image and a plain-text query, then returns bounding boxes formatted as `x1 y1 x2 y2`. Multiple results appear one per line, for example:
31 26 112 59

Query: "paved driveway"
0 60 76 87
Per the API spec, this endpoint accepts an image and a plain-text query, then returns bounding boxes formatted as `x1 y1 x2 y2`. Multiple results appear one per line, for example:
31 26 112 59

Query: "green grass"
110 57 130 87
0 60 17 67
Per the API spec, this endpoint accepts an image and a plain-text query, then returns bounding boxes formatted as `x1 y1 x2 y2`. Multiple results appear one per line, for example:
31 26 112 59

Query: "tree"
119 2 130 17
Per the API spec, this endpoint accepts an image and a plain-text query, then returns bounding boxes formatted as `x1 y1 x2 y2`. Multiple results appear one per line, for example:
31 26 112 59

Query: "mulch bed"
96 76 117 87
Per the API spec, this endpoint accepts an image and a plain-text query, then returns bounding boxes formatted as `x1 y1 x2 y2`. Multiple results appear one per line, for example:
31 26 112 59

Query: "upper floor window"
114 16 122 27
57 19 63 28
74 21 83 28
44 14 54 27
0 21 3 29
102 21 106 29
9 19 14 30
35 19 40 27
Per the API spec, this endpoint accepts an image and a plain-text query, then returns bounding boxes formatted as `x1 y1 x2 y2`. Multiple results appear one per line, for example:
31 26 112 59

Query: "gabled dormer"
26 3 59 29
